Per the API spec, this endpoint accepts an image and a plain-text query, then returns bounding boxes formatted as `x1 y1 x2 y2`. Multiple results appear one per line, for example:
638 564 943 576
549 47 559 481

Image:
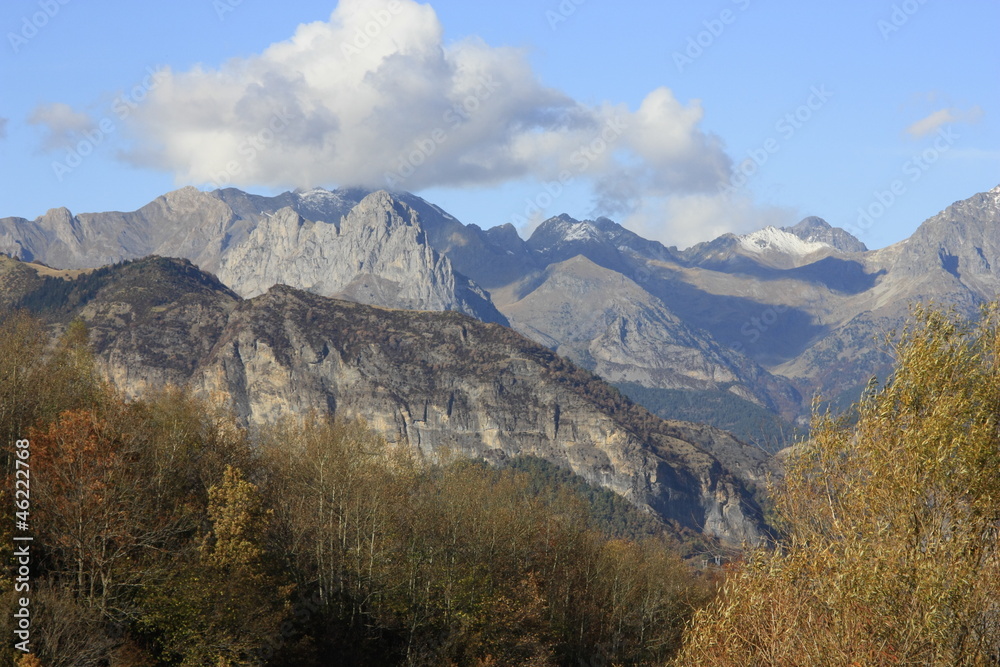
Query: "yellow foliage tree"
201 465 266 571
676 304 1000 666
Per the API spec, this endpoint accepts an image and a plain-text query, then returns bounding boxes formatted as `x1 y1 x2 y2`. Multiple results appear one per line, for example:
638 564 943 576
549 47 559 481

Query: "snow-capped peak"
560 219 600 243
738 226 831 256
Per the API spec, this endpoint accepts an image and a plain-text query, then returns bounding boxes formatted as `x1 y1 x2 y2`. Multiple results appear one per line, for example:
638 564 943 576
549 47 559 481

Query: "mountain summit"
785 216 867 253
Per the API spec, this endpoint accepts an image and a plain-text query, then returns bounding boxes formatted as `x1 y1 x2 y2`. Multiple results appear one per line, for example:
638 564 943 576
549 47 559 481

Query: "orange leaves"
31 409 121 512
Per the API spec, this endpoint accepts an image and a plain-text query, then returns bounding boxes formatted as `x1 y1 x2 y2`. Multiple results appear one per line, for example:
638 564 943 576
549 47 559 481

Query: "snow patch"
560 220 599 243
739 226 831 256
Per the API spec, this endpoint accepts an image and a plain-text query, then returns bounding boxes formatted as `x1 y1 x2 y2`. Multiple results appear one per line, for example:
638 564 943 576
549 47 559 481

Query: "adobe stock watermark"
730 302 789 353
213 0 245 21
383 75 502 189
508 115 627 227
253 589 324 661
51 66 168 182
719 85 833 199
340 0 404 60
848 125 957 238
207 107 299 189
672 0 752 73
7 0 71 54
878 0 930 40
546 0 586 31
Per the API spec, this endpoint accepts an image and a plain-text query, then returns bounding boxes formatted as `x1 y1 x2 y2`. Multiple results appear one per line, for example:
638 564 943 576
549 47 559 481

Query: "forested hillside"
0 313 718 666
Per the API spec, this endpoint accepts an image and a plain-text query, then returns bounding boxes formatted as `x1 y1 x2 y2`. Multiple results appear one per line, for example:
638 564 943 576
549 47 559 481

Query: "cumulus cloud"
906 105 983 138
27 103 96 150
118 0 731 202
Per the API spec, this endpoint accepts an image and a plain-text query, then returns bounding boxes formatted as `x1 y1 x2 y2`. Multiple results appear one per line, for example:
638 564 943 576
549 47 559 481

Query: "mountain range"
3 182 1000 542
6 183 999 424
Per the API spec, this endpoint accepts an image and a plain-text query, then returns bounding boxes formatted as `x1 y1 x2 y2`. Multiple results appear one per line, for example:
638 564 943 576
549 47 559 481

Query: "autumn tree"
31 409 144 611
27 403 191 665
36 318 106 420
259 415 414 663
676 304 1000 666
0 312 49 664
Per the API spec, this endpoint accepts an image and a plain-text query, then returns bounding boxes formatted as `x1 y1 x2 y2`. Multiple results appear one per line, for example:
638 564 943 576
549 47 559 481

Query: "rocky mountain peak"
886 184 1000 284
153 185 226 215
527 214 595 249
784 216 867 253
41 206 74 223
343 190 418 232
214 189 508 324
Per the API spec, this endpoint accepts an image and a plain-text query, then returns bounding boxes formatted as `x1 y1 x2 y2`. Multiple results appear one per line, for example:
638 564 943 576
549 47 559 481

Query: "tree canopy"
677 303 1000 665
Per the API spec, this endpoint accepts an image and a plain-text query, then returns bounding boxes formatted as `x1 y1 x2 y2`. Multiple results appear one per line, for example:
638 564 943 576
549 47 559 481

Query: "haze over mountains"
3 183 1000 439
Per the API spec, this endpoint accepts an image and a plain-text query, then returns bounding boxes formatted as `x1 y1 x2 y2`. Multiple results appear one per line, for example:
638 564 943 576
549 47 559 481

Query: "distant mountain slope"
0 254 772 545
500 254 801 418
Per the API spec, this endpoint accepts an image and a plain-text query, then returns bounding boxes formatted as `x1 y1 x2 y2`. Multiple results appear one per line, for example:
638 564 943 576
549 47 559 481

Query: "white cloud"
27 103 96 150
0 117 7 140
623 192 797 250
117 0 731 200
906 106 983 138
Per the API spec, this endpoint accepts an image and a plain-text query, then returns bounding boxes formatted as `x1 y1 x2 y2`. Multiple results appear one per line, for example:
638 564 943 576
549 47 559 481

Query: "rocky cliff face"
197 285 767 543
215 192 507 324
0 254 770 545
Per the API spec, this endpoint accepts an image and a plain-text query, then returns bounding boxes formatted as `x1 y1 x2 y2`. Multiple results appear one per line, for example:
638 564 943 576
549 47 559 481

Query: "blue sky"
2 0 997 249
